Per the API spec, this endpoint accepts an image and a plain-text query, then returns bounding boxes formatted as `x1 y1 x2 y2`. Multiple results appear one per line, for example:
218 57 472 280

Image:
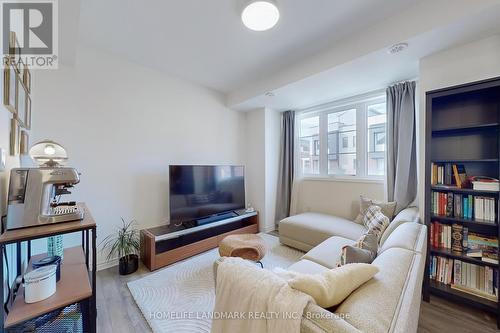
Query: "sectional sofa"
279 207 426 333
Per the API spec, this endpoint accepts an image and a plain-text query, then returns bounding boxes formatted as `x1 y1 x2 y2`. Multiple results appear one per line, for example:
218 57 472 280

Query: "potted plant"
101 218 140 275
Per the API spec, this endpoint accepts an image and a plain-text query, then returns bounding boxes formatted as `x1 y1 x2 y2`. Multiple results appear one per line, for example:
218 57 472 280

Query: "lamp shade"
29 140 68 167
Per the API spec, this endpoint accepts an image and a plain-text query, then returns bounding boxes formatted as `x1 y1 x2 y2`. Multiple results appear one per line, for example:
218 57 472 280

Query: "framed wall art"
3 65 17 114
20 130 29 155
25 94 31 130
23 65 31 93
10 118 19 156
9 32 21 72
16 75 27 128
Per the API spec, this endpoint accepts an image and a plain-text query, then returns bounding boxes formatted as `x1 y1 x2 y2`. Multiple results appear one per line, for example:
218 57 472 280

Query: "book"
451 284 498 302
471 176 500 192
432 256 499 301
482 250 499 265
462 227 469 250
452 224 463 252
466 249 482 258
446 192 453 217
452 164 467 188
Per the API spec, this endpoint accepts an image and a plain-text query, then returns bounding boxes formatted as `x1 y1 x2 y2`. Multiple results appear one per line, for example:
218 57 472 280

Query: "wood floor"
97 263 499 332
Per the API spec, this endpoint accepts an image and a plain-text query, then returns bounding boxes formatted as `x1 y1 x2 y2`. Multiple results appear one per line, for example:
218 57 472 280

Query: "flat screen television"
169 165 245 224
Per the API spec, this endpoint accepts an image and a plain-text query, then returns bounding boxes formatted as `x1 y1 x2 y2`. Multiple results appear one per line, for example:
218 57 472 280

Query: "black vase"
119 254 139 275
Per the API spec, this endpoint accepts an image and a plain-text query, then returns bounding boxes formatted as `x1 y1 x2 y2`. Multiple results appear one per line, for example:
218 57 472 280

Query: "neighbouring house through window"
297 93 386 179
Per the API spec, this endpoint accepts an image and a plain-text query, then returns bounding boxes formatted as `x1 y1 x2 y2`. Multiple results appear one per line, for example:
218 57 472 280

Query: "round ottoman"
218 234 267 267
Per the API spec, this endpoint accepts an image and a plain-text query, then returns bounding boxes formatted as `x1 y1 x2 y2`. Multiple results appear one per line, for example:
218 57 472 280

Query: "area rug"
128 233 304 333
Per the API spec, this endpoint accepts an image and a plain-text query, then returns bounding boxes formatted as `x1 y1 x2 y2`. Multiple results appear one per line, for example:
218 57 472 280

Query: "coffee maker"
6 167 84 230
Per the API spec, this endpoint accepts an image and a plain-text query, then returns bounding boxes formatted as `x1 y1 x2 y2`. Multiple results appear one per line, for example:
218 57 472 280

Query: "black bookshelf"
423 76 500 329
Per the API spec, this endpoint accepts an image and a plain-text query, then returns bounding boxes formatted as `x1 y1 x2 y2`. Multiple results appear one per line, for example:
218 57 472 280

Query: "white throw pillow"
276 264 378 308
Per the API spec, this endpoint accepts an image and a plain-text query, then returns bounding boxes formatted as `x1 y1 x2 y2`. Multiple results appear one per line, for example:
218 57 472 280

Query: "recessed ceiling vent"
388 42 408 54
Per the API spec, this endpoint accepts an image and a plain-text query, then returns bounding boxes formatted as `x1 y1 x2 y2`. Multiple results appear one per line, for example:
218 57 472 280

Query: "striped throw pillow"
363 205 390 242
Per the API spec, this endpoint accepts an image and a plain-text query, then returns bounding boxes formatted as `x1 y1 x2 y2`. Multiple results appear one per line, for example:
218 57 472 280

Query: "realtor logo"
1 0 58 69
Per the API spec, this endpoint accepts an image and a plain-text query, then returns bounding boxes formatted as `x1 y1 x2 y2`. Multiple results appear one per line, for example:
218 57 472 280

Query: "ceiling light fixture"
242 1 280 32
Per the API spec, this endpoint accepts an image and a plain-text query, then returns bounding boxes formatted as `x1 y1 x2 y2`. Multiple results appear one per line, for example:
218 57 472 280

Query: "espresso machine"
6 167 85 230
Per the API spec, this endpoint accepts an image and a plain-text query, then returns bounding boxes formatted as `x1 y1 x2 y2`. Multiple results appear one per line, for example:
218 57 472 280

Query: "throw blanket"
211 257 313 333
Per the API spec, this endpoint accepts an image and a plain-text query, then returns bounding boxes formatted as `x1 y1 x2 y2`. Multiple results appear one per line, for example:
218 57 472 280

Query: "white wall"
264 109 281 229
32 46 246 268
417 35 500 218
244 108 281 232
245 109 266 231
0 68 23 299
291 179 384 220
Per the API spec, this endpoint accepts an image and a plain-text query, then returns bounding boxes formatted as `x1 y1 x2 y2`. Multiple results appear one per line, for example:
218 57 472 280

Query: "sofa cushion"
379 222 426 255
302 236 356 269
279 213 366 249
336 247 415 333
380 206 419 246
287 259 329 275
284 263 379 308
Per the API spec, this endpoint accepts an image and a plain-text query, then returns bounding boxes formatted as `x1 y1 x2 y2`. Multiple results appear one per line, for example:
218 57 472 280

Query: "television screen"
169 165 245 224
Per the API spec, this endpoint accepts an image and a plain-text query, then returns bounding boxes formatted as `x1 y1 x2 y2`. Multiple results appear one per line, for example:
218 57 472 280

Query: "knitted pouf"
218 234 267 262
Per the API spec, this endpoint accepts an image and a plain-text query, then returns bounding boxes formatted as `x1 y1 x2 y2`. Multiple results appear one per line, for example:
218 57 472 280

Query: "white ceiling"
232 3 500 111
77 0 418 93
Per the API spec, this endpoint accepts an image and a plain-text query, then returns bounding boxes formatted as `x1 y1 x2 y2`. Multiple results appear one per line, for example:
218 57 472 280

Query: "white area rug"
128 233 303 333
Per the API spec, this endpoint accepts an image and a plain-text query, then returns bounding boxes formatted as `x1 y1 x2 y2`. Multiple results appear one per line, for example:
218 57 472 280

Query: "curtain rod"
388 77 419 87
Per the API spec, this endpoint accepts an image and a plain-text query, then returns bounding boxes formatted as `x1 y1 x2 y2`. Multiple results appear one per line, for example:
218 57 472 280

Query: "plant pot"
119 254 139 275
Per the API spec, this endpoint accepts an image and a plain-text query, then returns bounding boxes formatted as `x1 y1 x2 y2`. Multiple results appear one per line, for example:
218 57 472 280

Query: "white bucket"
24 265 57 303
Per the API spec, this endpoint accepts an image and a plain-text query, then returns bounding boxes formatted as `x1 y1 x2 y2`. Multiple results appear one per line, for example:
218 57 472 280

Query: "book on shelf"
483 250 499 265
430 222 498 262
451 223 463 253
470 176 500 192
452 164 467 188
432 163 462 187
430 255 498 302
431 190 496 222
466 249 482 258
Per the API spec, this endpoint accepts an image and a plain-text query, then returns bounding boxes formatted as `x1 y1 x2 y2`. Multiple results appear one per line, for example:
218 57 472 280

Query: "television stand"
140 211 259 271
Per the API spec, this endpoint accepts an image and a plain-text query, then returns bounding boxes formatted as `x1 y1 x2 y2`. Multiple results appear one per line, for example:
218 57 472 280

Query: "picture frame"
10 118 19 156
23 65 31 93
16 75 27 128
20 130 29 155
3 65 18 114
25 94 32 130
9 32 21 72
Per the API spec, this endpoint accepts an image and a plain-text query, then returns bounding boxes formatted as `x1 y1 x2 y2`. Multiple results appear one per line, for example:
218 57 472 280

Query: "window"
299 116 320 174
328 109 356 175
297 94 386 179
367 102 387 176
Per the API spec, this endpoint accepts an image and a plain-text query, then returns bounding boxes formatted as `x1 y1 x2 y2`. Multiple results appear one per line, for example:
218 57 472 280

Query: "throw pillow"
284 264 379 308
340 232 378 265
354 195 397 225
363 205 390 241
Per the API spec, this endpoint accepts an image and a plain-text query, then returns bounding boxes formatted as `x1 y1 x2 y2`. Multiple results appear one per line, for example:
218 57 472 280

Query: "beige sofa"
279 207 426 333
214 206 425 333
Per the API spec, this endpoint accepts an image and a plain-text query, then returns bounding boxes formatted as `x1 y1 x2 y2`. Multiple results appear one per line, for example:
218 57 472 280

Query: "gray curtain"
275 110 295 224
386 81 417 213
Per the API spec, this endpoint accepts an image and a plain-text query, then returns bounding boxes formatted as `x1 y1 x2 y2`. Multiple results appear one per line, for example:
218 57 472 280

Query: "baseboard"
97 258 118 271
261 225 277 233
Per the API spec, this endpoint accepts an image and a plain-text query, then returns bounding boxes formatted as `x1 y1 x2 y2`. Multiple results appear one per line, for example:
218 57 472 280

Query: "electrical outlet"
0 148 5 171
